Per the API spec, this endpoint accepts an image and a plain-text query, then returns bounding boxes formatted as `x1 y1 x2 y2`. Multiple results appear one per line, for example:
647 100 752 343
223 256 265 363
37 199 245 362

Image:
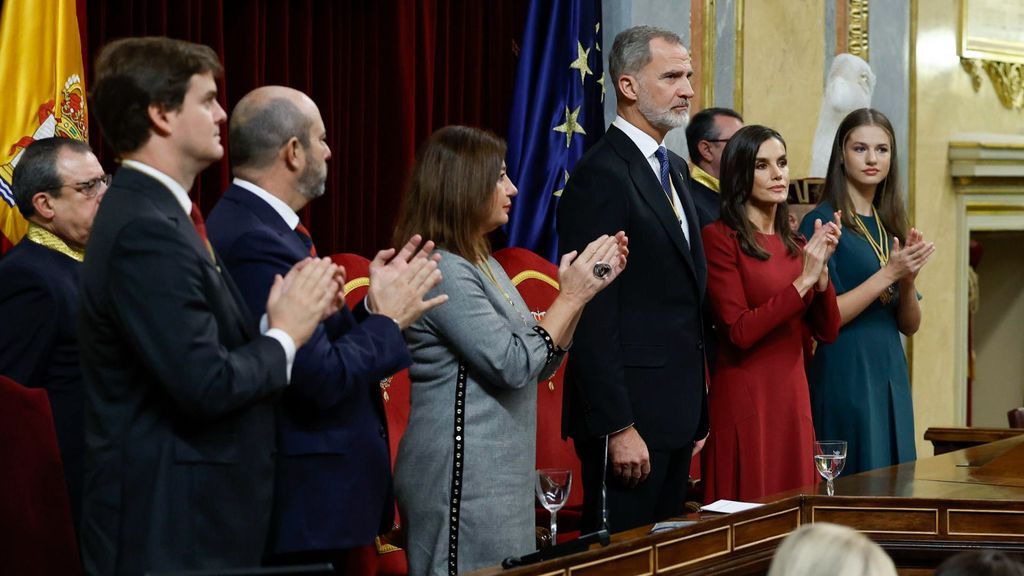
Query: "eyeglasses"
54 174 112 198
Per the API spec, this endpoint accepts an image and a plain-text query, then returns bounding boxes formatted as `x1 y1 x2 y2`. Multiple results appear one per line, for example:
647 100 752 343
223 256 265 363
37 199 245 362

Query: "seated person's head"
936 550 1024 576
767 522 896 576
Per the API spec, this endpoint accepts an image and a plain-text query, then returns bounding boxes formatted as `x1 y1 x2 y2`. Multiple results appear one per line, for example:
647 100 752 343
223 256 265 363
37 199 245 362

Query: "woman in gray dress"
392 125 627 575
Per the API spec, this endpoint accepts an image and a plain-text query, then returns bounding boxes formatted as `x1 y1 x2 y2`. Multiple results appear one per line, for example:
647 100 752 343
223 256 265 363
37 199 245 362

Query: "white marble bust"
810 54 876 178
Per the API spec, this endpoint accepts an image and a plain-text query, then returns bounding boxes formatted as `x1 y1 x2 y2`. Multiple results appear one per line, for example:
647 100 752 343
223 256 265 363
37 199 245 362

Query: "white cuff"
260 314 295 383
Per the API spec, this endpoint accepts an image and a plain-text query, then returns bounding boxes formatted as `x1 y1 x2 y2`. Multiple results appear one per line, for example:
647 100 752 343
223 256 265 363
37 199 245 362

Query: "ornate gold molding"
847 0 869 61
961 58 1024 111
702 0 716 108
734 0 744 115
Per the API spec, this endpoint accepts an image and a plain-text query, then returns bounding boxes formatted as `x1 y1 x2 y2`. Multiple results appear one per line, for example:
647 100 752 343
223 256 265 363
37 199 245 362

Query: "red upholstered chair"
329 254 409 576
493 248 584 544
0 374 82 576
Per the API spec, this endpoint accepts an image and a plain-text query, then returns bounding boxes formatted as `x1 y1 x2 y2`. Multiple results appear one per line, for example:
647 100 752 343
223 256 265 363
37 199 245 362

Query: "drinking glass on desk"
536 468 572 545
814 440 847 496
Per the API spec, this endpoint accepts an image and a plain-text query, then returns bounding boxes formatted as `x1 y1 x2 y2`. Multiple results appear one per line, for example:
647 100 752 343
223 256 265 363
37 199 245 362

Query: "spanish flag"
0 0 88 252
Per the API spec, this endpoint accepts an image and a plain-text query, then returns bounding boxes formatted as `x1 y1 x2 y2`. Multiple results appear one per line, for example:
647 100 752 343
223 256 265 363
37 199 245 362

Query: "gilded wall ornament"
961 58 1024 111
847 0 870 61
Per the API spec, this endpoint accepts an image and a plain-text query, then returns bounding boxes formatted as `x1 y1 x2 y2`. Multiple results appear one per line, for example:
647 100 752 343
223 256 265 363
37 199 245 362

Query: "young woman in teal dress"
800 108 936 475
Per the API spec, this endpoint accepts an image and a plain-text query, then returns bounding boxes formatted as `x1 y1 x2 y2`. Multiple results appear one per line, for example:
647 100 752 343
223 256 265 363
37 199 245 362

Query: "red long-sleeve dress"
701 221 841 502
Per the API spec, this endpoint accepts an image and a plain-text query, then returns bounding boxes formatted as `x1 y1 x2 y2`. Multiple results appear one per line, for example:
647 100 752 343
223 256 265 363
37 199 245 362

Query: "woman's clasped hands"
797 210 842 295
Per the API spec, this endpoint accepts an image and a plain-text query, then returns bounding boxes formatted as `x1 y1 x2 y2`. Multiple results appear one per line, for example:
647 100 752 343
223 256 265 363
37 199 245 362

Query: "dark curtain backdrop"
78 0 527 256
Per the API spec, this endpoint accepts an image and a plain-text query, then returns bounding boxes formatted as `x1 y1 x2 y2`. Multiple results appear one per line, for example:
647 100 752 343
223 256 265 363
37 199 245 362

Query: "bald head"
229 86 318 171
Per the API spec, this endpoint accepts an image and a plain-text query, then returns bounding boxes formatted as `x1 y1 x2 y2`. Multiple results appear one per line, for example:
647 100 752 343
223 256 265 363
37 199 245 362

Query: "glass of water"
814 440 847 496
535 468 572 545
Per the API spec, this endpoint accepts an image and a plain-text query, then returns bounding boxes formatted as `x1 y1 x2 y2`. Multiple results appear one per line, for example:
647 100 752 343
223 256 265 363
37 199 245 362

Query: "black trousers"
575 436 693 534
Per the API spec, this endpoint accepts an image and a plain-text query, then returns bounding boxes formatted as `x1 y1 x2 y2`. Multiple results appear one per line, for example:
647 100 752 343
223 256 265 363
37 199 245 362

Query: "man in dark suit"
0 137 107 527
684 107 744 228
206 86 444 570
558 25 710 533
79 37 340 575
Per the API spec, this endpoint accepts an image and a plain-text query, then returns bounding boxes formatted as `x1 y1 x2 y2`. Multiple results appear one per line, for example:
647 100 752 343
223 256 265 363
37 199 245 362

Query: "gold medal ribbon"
853 209 896 305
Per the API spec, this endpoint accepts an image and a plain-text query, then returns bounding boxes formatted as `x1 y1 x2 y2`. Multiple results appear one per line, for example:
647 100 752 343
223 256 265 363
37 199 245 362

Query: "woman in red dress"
702 125 842 502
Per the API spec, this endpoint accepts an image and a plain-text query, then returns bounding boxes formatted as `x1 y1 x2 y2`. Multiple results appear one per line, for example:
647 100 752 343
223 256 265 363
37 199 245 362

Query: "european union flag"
505 0 605 262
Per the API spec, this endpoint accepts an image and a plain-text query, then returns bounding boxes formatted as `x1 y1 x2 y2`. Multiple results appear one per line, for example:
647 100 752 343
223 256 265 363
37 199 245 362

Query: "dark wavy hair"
819 108 908 244
393 126 506 262
719 125 800 260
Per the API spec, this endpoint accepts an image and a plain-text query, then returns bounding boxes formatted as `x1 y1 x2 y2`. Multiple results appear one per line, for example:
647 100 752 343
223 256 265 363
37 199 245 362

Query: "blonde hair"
767 523 897 576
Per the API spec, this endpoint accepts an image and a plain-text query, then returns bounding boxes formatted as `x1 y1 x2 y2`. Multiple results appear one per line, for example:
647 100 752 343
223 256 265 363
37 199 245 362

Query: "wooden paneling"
811 505 938 535
568 548 652 576
655 526 731 571
469 436 1024 576
948 509 1024 537
733 507 800 550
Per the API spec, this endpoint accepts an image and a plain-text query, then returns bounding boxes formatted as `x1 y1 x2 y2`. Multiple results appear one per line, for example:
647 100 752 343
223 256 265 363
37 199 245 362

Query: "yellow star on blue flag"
569 41 592 85
553 105 586 148
506 0 605 261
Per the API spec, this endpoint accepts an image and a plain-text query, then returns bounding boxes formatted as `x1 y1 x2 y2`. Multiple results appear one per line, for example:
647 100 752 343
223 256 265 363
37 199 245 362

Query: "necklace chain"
478 260 530 327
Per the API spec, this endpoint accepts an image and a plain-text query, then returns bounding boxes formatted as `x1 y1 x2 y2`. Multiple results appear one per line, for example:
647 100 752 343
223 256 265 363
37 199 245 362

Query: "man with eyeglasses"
684 107 744 227
0 136 108 528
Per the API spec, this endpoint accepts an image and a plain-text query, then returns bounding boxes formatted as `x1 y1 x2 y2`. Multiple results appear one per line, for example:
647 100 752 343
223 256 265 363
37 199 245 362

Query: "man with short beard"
81 38 339 575
206 85 446 571
558 25 709 533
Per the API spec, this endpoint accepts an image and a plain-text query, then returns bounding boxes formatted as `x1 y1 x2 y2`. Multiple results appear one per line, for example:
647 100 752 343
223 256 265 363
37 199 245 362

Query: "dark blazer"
0 239 85 525
685 173 722 372
688 174 720 230
78 168 288 575
207 183 411 553
557 124 709 451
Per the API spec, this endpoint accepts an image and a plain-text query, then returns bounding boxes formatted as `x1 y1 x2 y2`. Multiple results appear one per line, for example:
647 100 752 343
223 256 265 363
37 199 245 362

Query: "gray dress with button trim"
394 251 564 575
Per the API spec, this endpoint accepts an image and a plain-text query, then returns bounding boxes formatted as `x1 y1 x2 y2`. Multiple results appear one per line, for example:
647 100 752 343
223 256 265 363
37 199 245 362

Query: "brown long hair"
820 108 908 243
719 125 801 260
393 125 505 262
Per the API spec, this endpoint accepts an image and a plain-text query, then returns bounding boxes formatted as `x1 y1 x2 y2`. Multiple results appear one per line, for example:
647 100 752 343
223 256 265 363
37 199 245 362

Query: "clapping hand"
557 231 629 305
887 227 935 282
266 257 341 346
367 234 448 329
798 212 841 294
816 211 842 290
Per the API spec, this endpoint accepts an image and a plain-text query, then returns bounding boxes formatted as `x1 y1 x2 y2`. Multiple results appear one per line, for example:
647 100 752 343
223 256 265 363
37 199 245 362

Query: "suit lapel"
226 185 308 256
121 170 256 335
607 127 701 285
668 157 707 295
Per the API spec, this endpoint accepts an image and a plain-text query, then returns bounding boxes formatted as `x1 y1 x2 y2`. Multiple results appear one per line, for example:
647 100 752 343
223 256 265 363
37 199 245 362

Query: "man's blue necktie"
655 146 672 198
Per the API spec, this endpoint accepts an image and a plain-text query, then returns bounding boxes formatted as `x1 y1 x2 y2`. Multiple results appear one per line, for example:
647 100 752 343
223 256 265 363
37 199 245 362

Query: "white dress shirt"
611 116 691 244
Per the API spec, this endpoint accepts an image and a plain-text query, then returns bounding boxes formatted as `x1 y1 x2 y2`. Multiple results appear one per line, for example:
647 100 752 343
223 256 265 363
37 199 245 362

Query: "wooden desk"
924 426 1024 454
469 435 1024 576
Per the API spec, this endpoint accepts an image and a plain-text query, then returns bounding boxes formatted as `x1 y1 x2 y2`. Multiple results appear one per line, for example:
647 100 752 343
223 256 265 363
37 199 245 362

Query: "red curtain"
80 0 527 256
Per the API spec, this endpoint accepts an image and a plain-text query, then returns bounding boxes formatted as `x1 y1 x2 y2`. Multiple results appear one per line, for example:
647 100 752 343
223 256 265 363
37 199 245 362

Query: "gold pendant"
380 376 393 403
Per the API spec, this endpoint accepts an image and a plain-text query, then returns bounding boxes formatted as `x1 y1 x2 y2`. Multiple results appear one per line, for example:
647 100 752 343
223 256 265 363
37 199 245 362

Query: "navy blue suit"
688 175 720 230
207 183 411 553
80 169 287 575
0 238 85 526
